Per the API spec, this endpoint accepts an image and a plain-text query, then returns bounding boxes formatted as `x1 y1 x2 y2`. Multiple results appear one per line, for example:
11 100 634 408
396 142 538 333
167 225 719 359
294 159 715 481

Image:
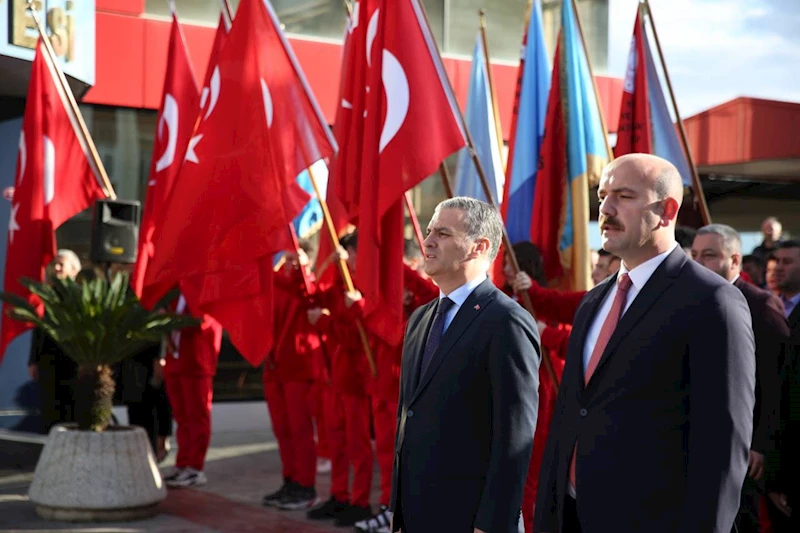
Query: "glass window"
444 0 528 61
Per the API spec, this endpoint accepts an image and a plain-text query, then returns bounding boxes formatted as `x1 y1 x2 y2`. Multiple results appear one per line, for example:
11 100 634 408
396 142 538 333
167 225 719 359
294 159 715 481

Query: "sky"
606 0 800 117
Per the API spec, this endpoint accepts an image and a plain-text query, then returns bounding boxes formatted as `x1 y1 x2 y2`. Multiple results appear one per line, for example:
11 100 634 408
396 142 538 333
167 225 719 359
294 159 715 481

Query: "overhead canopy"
684 97 800 201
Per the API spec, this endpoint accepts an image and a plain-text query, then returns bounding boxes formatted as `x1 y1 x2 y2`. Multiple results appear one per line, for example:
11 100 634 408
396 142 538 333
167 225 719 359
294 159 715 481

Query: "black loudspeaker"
90 199 141 264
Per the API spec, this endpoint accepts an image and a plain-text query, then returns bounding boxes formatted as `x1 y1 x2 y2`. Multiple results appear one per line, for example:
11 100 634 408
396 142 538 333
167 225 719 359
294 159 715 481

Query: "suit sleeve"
679 284 755 532
751 293 790 454
474 306 541 532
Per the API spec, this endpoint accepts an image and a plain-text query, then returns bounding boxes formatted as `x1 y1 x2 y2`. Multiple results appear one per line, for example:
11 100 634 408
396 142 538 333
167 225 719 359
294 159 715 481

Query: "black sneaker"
333 504 372 527
306 496 349 520
262 478 294 507
277 484 319 511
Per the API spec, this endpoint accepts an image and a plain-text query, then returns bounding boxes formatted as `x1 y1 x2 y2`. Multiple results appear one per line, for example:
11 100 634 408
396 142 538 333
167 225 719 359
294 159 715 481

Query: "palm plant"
0 273 198 431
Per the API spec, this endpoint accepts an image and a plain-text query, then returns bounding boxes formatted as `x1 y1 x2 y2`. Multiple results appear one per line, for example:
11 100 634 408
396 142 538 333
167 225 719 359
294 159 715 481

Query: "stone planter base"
28 425 166 522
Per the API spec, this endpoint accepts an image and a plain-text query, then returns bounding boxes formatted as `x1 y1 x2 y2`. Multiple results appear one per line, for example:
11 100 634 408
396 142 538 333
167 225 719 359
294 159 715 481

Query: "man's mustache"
599 216 624 231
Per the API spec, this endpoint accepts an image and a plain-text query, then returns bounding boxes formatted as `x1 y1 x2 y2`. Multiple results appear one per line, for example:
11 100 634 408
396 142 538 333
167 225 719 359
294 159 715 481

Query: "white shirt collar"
618 242 678 291
439 272 488 307
730 274 740 285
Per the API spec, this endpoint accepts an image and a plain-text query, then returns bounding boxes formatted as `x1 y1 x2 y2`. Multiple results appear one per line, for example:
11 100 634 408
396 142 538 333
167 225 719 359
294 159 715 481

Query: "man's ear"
659 198 680 227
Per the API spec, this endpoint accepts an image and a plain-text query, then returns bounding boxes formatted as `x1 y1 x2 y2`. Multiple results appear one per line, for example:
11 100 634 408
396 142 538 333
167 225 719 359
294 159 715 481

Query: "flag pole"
220 0 234 29
438 162 454 198
478 9 506 173
404 192 426 252
568 0 613 162
415 0 559 390
26 0 116 199
306 165 377 377
642 0 711 225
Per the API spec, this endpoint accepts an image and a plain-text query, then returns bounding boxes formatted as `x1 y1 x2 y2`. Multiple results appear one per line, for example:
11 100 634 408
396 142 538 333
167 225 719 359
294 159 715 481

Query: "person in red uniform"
162 296 223 489
354 240 439 533
261 244 322 510
306 232 375 527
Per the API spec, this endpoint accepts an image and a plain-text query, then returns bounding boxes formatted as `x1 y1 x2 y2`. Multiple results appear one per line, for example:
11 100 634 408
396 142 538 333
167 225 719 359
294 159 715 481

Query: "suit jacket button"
579 408 588 417
407 410 414 418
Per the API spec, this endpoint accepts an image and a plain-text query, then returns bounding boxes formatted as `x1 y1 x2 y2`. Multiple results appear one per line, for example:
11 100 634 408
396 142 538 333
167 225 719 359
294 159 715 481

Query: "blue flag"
500 0 550 244
453 35 505 204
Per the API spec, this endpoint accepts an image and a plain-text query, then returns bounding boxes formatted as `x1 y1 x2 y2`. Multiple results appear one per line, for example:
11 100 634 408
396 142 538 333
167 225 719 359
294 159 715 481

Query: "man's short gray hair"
434 197 503 261
696 224 741 256
56 249 82 271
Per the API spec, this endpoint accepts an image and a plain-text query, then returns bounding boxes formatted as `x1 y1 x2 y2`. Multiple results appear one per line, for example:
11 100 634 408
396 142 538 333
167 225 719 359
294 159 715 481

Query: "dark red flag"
1 41 108 360
142 0 336 365
614 10 652 157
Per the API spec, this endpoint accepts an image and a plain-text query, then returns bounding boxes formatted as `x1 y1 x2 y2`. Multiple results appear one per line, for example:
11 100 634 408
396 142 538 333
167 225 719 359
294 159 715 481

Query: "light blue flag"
273 161 328 266
503 0 550 244
453 35 505 204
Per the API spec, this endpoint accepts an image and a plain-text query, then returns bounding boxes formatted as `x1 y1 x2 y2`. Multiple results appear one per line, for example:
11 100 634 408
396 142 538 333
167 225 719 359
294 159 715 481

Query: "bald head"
608 154 684 208
597 154 684 269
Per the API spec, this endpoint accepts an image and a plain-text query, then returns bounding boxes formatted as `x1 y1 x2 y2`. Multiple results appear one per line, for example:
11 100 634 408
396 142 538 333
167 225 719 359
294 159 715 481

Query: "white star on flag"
8 203 20 244
185 134 203 164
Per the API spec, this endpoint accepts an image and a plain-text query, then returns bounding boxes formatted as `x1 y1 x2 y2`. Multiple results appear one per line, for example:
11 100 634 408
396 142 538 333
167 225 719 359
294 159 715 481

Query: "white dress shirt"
582 243 678 371
439 273 488 332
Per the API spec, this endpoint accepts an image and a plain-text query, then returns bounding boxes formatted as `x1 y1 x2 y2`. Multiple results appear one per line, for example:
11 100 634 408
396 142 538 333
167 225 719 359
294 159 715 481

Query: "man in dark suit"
390 197 541 533
534 154 756 533
692 224 789 533
767 240 800 530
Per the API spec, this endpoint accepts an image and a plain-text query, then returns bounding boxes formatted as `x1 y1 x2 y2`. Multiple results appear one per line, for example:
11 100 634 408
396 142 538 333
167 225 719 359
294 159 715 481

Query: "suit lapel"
405 302 438 401
586 247 686 391
573 279 615 385
411 279 496 403
788 304 800 332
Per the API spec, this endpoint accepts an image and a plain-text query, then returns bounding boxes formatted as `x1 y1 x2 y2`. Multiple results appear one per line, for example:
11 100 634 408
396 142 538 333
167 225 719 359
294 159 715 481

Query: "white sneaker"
316 458 331 475
166 468 207 488
161 466 183 482
354 505 392 533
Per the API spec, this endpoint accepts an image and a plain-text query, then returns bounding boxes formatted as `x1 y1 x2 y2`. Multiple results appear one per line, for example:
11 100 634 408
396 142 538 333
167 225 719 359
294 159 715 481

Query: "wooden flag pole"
438 162 455 198
642 0 711 225
27 0 116 199
404 192 426 252
306 165 377 377
569 0 614 162
478 10 507 174
220 0 234 27
415 0 559 391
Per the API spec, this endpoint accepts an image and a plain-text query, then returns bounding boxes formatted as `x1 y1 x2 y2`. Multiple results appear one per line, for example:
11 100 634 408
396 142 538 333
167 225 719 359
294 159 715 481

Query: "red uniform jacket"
316 278 374 397
526 281 585 326
264 266 321 383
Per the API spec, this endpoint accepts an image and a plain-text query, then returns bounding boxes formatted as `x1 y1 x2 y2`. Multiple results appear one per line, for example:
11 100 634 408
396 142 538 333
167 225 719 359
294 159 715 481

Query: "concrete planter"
28 425 166 522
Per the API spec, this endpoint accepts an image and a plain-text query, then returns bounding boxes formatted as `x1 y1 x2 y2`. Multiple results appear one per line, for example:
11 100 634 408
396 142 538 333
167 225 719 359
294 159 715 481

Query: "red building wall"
88 1 623 138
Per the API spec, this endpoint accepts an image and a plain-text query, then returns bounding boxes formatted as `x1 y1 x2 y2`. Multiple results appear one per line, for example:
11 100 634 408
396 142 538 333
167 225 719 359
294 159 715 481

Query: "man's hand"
768 492 792 517
512 271 533 293
344 290 363 308
473 528 487 533
336 246 349 263
747 449 765 480
307 307 323 325
151 358 165 387
28 364 38 381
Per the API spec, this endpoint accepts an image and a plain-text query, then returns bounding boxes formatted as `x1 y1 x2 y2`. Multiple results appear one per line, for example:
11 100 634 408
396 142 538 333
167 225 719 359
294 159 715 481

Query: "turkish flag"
333 0 466 345
0 41 108 361
132 13 200 301
614 11 652 157
142 0 336 365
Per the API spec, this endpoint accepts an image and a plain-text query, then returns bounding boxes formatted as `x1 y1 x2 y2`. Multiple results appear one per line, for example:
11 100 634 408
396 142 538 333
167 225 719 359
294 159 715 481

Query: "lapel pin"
474 304 480 311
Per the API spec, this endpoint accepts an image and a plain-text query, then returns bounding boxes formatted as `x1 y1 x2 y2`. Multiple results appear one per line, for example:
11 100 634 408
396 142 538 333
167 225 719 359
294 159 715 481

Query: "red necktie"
569 273 633 490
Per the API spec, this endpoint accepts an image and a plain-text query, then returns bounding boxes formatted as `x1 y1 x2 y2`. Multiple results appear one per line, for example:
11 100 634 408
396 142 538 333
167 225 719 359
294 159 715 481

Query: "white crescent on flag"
43 135 55 206
154 93 179 173
16 132 26 185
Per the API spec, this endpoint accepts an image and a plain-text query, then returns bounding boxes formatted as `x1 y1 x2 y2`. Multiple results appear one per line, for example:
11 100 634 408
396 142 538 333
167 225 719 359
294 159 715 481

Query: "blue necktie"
418 297 455 386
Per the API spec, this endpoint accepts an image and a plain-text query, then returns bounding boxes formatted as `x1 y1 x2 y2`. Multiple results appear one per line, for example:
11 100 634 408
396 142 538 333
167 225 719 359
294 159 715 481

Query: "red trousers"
325 389 373 507
165 373 213 471
313 382 330 460
263 380 316 488
372 397 398 506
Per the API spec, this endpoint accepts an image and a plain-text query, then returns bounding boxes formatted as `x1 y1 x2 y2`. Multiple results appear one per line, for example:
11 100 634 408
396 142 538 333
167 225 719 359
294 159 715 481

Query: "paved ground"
0 429 383 532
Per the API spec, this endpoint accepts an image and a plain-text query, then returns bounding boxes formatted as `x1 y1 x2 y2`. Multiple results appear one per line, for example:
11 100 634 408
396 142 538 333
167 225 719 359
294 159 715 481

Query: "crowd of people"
25 155 800 533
